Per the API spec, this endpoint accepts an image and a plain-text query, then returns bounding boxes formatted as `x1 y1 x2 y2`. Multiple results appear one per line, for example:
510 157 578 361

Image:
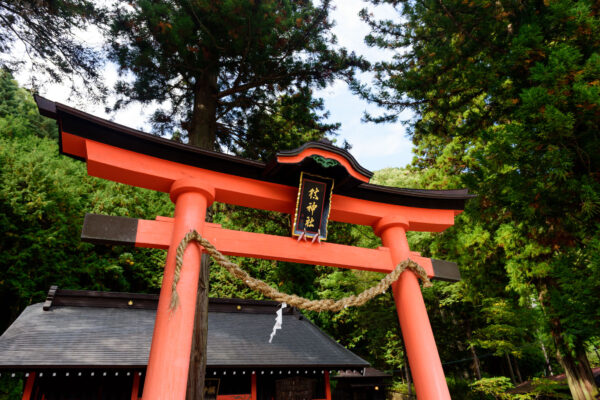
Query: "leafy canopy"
107 0 367 149
0 0 106 97
358 0 600 397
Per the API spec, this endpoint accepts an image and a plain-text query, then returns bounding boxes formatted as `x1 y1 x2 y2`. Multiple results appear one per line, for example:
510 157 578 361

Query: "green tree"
0 70 57 140
358 1 600 398
240 87 343 161
107 2 365 396
0 72 173 333
0 0 105 96
107 0 367 149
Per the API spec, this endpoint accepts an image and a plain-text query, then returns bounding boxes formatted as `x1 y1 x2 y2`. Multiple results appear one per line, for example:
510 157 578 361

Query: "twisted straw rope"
170 230 432 312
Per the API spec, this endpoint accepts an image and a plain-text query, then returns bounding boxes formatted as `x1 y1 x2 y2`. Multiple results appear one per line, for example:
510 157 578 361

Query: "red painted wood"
251 373 257 400
143 179 215 400
131 373 140 400
21 372 35 400
58 131 461 400
135 219 435 277
277 148 370 183
324 371 331 400
136 219 173 249
379 222 451 400
71 137 459 231
217 394 251 400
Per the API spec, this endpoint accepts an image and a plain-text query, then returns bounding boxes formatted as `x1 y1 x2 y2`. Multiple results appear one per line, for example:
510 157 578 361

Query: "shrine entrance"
35 95 473 400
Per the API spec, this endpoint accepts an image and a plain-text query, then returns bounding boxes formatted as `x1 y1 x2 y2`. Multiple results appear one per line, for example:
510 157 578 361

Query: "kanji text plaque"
292 172 334 240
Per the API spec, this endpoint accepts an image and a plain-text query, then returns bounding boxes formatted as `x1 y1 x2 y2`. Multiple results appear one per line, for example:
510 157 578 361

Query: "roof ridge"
43 287 296 315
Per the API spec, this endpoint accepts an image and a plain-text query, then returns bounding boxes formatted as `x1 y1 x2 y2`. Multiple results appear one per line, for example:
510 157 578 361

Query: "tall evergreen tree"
0 0 105 96
107 2 366 397
358 1 600 398
107 0 367 150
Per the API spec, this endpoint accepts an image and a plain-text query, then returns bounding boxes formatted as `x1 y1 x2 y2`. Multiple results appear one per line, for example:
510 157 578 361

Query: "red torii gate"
36 96 473 400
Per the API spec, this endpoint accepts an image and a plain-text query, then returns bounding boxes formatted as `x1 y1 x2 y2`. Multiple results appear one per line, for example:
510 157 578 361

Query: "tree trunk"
556 346 599 400
538 281 599 399
505 353 516 385
470 344 482 380
512 355 522 384
465 327 481 380
189 71 218 149
186 68 218 399
539 337 553 376
186 253 211 400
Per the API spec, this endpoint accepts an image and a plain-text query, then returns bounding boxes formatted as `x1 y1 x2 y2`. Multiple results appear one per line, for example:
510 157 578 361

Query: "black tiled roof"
0 295 368 370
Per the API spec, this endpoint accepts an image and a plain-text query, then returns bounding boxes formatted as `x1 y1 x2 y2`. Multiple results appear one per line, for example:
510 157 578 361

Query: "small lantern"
292 172 334 241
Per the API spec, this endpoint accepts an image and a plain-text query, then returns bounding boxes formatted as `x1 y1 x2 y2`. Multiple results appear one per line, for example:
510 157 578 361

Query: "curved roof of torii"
35 95 474 210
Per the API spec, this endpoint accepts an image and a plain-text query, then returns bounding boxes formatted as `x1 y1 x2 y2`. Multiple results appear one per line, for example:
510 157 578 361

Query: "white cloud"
317 1 414 171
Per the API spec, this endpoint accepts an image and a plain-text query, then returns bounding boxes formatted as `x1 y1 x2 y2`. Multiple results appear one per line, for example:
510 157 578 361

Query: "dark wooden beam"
81 213 138 246
431 259 461 282
43 285 58 311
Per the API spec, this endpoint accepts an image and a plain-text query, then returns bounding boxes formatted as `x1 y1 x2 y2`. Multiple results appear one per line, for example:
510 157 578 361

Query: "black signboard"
292 172 334 241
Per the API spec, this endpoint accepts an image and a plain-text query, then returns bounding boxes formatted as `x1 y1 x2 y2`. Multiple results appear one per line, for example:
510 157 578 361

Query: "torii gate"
36 95 473 400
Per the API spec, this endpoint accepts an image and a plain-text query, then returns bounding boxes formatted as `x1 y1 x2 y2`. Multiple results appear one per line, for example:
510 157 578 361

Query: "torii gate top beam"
35 96 474 233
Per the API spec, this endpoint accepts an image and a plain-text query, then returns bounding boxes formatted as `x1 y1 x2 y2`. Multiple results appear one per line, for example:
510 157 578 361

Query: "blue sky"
12 1 414 172
318 0 414 171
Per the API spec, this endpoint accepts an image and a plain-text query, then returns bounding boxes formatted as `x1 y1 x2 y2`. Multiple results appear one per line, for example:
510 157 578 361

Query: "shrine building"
0 287 369 400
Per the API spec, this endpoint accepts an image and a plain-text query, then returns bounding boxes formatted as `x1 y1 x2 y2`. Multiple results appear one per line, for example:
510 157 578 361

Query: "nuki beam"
81 213 461 282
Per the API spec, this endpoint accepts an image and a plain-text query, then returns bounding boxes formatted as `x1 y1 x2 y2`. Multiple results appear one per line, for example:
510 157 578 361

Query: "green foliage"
107 0 367 149
241 88 343 161
0 0 105 97
470 376 570 400
0 374 22 400
0 79 173 332
360 0 600 396
474 298 537 358
0 71 57 139
470 377 518 400
526 378 571 399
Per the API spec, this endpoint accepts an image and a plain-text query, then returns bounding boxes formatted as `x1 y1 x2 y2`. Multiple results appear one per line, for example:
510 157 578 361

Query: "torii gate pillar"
144 179 215 399
376 217 451 400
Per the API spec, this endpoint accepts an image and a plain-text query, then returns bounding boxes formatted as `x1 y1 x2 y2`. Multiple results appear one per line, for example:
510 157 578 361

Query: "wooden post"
143 179 215 400
251 372 257 400
131 373 141 400
324 371 331 400
21 372 36 400
187 254 211 400
375 217 451 400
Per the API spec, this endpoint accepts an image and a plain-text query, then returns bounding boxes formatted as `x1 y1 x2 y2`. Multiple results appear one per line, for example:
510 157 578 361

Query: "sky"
318 0 414 171
12 0 414 172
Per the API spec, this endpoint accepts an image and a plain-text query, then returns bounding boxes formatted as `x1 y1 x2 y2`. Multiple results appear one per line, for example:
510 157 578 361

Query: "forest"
0 1 599 399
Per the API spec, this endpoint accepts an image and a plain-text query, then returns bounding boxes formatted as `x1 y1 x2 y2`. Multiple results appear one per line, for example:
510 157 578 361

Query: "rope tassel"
169 230 432 312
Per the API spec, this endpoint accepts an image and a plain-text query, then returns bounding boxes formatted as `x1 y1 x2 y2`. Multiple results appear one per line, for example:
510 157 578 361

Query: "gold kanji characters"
305 216 315 228
306 201 318 214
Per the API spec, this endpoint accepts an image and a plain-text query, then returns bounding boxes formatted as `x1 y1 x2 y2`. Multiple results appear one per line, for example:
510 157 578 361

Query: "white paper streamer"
268 302 287 343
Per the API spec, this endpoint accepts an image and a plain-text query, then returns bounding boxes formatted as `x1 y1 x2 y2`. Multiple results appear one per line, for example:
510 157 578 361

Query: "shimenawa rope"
170 230 432 312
